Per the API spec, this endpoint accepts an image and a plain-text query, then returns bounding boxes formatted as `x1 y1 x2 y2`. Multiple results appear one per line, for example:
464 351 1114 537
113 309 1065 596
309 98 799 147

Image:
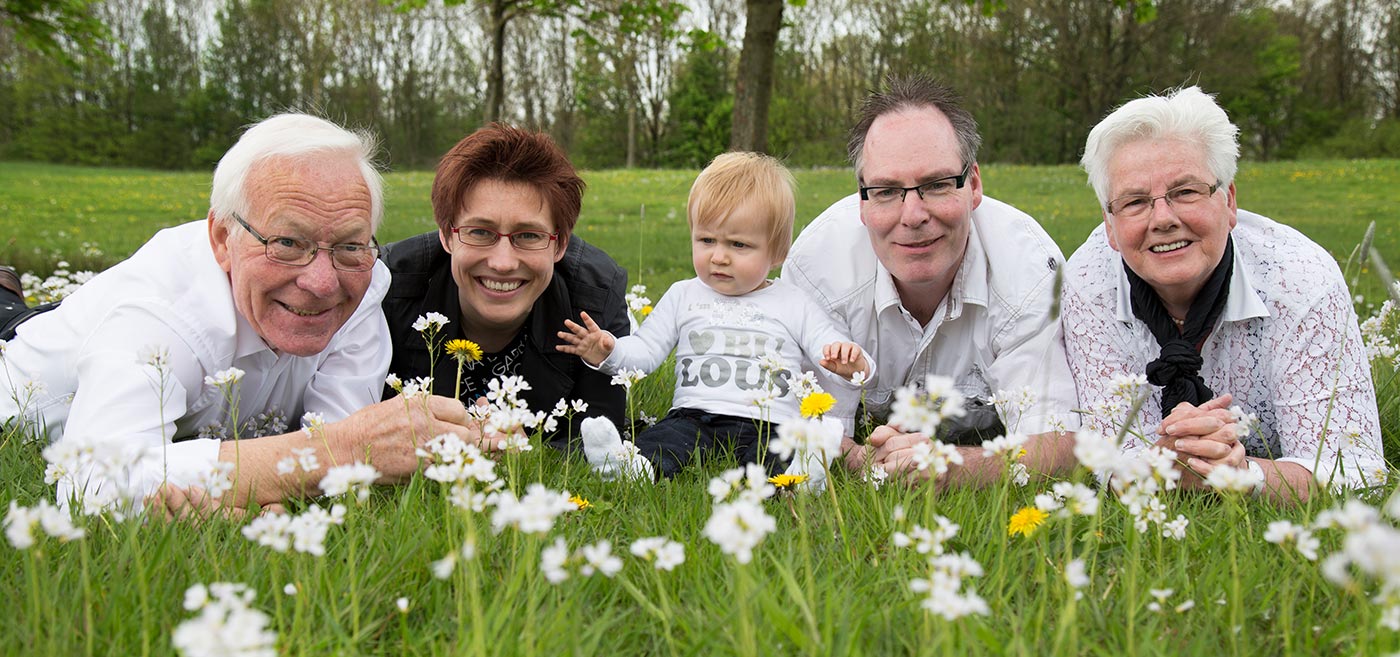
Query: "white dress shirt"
1063 210 1385 488
600 278 870 426
783 193 1078 436
0 221 392 505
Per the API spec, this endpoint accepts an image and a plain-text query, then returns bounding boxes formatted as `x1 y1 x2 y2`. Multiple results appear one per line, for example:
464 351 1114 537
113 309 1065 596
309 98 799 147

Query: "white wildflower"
412 312 449 333
703 499 776 565
630 537 686 571
579 540 623 578
1263 520 1320 561
490 483 576 535
319 462 380 503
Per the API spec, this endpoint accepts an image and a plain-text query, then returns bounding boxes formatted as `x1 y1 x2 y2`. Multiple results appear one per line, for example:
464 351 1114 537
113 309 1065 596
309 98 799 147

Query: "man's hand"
556 311 617 367
819 341 870 380
146 484 285 522
330 394 501 484
868 424 939 484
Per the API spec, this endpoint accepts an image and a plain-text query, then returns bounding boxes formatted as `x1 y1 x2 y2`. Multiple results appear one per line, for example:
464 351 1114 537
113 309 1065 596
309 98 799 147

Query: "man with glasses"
379 123 631 449
782 75 1079 484
1063 86 1383 501
1 113 483 518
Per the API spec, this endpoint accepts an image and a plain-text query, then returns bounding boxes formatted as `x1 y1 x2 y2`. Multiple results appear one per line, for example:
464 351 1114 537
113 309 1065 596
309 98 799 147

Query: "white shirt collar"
1113 236 1271 323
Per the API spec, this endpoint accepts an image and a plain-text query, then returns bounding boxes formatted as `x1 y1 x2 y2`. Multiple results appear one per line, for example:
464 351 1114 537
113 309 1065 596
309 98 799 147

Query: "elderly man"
0 113 478 517
783 76 1078 484
1063 86 1384 501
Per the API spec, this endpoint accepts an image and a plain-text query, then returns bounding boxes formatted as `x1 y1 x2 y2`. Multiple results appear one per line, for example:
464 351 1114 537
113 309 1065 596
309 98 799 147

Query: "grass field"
2 159 1398 300
2 160 1400 656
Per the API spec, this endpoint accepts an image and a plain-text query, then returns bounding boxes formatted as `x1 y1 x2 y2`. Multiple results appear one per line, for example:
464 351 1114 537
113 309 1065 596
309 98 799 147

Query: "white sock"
783 451 829 493
580 417 655 482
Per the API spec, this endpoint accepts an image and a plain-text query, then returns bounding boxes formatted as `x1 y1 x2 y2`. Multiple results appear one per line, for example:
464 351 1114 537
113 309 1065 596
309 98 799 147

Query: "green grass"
2 160 1400 656
3 160 1397 301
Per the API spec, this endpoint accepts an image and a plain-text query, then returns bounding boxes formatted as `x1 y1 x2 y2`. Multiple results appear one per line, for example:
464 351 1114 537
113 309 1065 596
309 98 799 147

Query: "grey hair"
209 113 384 231
1081 86 1239 208
846 75 981 183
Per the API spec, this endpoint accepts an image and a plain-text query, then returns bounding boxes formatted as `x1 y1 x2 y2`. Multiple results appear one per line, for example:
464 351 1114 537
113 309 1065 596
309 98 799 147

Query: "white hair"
209 113 384 231
1081 86 1239 208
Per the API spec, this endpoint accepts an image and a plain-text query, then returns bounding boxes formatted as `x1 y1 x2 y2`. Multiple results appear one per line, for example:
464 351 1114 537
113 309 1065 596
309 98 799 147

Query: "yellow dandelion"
445 339 483 363
640 305 654 317
1008 506 1049 538
768 473 809 489
569 495 592 511
799 392 836 419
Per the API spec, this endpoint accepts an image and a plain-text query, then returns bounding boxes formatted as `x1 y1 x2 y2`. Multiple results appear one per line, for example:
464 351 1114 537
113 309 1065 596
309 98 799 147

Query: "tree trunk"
484 0 509 124
729 0 784 153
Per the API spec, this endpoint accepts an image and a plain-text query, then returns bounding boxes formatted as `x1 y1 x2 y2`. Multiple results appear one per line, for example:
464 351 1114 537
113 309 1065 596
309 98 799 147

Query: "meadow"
2 160 1400 656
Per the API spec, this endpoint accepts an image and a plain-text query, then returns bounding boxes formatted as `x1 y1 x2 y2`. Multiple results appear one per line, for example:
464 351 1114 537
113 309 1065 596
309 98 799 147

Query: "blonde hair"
687 151 797 262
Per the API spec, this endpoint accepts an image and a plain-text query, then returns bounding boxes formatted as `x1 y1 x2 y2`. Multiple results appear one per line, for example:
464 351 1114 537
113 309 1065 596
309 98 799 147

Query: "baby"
557 151 872 480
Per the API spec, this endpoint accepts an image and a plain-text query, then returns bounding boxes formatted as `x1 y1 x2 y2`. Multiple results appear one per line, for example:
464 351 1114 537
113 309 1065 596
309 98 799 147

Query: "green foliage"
656 41 731 168
0 0 108 67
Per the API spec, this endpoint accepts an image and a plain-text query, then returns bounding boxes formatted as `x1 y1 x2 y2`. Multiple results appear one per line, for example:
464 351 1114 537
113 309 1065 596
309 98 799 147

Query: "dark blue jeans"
637 407 787 479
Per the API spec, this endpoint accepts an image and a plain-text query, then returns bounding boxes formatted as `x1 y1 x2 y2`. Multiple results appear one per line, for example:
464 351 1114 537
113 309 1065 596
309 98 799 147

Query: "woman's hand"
556 311 616 367
1154 393 1244 489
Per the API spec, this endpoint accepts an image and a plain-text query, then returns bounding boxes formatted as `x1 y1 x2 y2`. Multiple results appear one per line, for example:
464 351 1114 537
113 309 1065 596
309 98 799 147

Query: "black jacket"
379 231 631 450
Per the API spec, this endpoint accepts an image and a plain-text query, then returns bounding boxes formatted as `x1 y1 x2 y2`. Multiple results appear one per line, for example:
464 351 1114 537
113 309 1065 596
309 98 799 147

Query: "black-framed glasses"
859 164 971 205
232 213 379 271
1106 180 1221 220
451 226 559 251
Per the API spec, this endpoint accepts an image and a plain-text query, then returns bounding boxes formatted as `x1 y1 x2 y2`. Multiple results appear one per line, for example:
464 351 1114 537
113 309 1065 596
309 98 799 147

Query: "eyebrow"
457 216 553 232
1113 176 1210 197
864 168 963 187
268 217 372 243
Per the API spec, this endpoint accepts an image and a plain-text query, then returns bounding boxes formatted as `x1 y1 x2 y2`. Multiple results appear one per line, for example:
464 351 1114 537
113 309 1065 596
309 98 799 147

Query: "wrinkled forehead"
245 156 375 236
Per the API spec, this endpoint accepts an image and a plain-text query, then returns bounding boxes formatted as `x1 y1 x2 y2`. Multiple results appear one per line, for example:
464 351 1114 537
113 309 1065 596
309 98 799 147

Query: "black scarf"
1125 234 1234 413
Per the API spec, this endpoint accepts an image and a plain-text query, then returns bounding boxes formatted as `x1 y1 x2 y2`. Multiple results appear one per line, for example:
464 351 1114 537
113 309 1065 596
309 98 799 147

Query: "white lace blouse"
1062 210 1385 489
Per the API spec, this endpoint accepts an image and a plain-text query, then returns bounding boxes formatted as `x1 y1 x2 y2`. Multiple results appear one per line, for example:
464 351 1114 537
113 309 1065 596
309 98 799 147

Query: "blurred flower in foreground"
173 582 276 657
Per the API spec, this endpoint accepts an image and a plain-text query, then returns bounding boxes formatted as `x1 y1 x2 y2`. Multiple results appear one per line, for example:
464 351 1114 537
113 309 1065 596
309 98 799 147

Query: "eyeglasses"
859 164 971 205
451 226 559 251
232 213 380 271
1106 181 1221 219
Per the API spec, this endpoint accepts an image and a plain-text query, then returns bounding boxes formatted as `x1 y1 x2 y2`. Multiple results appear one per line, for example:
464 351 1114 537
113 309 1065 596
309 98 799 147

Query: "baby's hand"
820 341 869 379
555 311 616 367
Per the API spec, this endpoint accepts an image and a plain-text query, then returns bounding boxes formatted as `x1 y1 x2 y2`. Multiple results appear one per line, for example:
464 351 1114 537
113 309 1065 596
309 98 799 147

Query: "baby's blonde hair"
687 151 797 263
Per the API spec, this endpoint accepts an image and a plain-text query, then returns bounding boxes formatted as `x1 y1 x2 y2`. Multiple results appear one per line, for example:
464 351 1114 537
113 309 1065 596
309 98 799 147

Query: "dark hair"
845 75 982 183
431 124 585 240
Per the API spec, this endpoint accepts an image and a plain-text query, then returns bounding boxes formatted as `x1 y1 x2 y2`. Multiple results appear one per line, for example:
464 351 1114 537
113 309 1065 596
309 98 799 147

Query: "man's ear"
208 211 233 273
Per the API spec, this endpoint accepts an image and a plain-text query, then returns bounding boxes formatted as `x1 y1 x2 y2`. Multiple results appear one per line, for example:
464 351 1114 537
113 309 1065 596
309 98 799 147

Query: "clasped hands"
1153 393 1246 489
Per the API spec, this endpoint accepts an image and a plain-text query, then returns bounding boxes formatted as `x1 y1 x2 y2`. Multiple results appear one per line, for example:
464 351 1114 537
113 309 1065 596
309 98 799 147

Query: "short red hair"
431 124 585 240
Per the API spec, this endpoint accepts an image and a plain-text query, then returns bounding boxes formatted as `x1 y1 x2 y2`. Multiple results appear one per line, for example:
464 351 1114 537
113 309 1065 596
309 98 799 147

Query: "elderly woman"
380 124 630 448
1063 86 1384 502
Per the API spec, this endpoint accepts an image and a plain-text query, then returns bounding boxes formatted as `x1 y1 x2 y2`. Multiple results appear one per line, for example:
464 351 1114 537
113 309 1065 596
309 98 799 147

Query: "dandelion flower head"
1008 506 1049 538
799 392 836 419
445 339 483 362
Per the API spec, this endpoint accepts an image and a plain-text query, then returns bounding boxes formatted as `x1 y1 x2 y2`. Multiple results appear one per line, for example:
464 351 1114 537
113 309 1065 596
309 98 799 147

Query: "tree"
728 0 786 153
0 0 108 67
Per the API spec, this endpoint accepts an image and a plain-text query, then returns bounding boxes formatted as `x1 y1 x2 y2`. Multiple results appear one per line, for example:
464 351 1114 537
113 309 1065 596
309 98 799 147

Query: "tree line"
1 0 1398 172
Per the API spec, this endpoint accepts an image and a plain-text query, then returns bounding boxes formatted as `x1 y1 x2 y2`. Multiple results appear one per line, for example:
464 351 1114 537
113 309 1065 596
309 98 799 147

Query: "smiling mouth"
279 301 329 317
898 236 939 249
1150 240 1190 254
481 278 523 292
